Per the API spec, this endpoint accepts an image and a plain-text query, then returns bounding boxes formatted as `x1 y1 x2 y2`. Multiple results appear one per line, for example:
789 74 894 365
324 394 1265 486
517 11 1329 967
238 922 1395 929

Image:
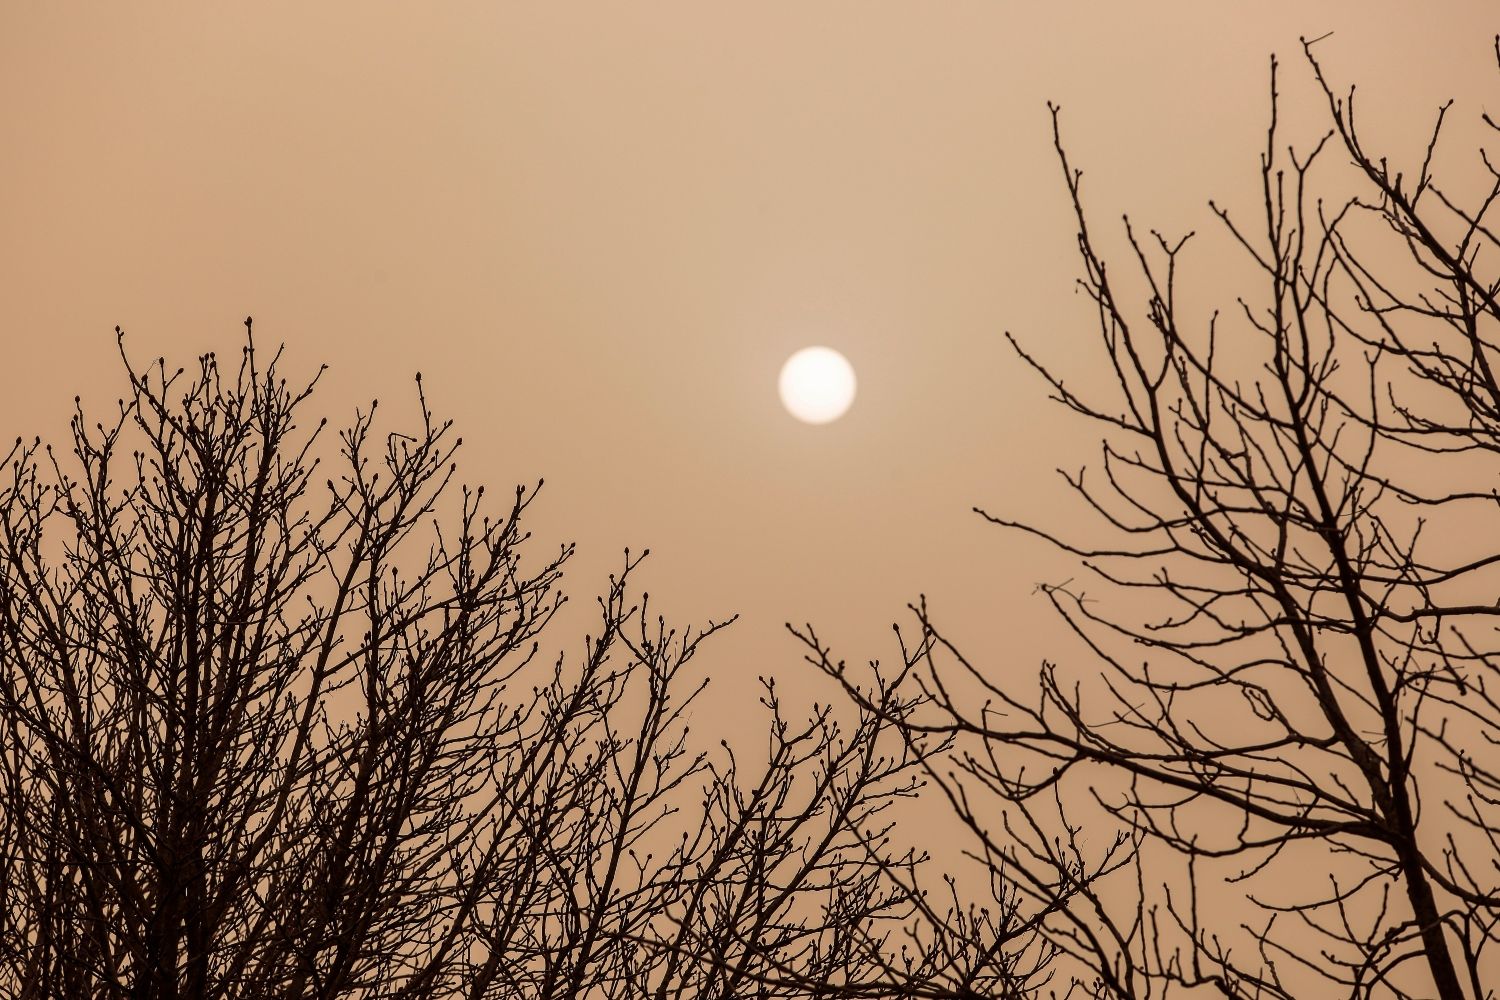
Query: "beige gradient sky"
3 2 1497 720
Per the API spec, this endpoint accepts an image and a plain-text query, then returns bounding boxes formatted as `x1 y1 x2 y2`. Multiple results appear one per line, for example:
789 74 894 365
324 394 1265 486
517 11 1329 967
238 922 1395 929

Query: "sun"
779 347 857 424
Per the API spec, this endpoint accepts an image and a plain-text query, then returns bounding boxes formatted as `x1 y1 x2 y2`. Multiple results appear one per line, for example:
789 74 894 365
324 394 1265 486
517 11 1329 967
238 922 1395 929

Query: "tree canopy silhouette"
0 329 1066 999
809 38 1500 1000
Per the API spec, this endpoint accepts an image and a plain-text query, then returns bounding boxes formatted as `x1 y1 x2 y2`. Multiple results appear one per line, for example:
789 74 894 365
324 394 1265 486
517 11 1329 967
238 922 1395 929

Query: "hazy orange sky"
3 3 1497 716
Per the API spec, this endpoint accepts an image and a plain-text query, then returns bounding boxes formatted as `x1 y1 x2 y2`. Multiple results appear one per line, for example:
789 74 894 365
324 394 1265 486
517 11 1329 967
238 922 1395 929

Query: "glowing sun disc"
779 347 856 424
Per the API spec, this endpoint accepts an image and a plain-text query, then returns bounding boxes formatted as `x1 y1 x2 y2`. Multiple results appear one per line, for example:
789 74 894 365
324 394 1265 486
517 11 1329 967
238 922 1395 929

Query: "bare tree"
808 38 1500 1000
0 326 1076 999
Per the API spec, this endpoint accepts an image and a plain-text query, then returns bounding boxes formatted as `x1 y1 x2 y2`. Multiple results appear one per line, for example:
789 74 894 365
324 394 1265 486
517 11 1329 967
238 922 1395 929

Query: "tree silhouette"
0 328 1069 999
808 39 1500 1000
